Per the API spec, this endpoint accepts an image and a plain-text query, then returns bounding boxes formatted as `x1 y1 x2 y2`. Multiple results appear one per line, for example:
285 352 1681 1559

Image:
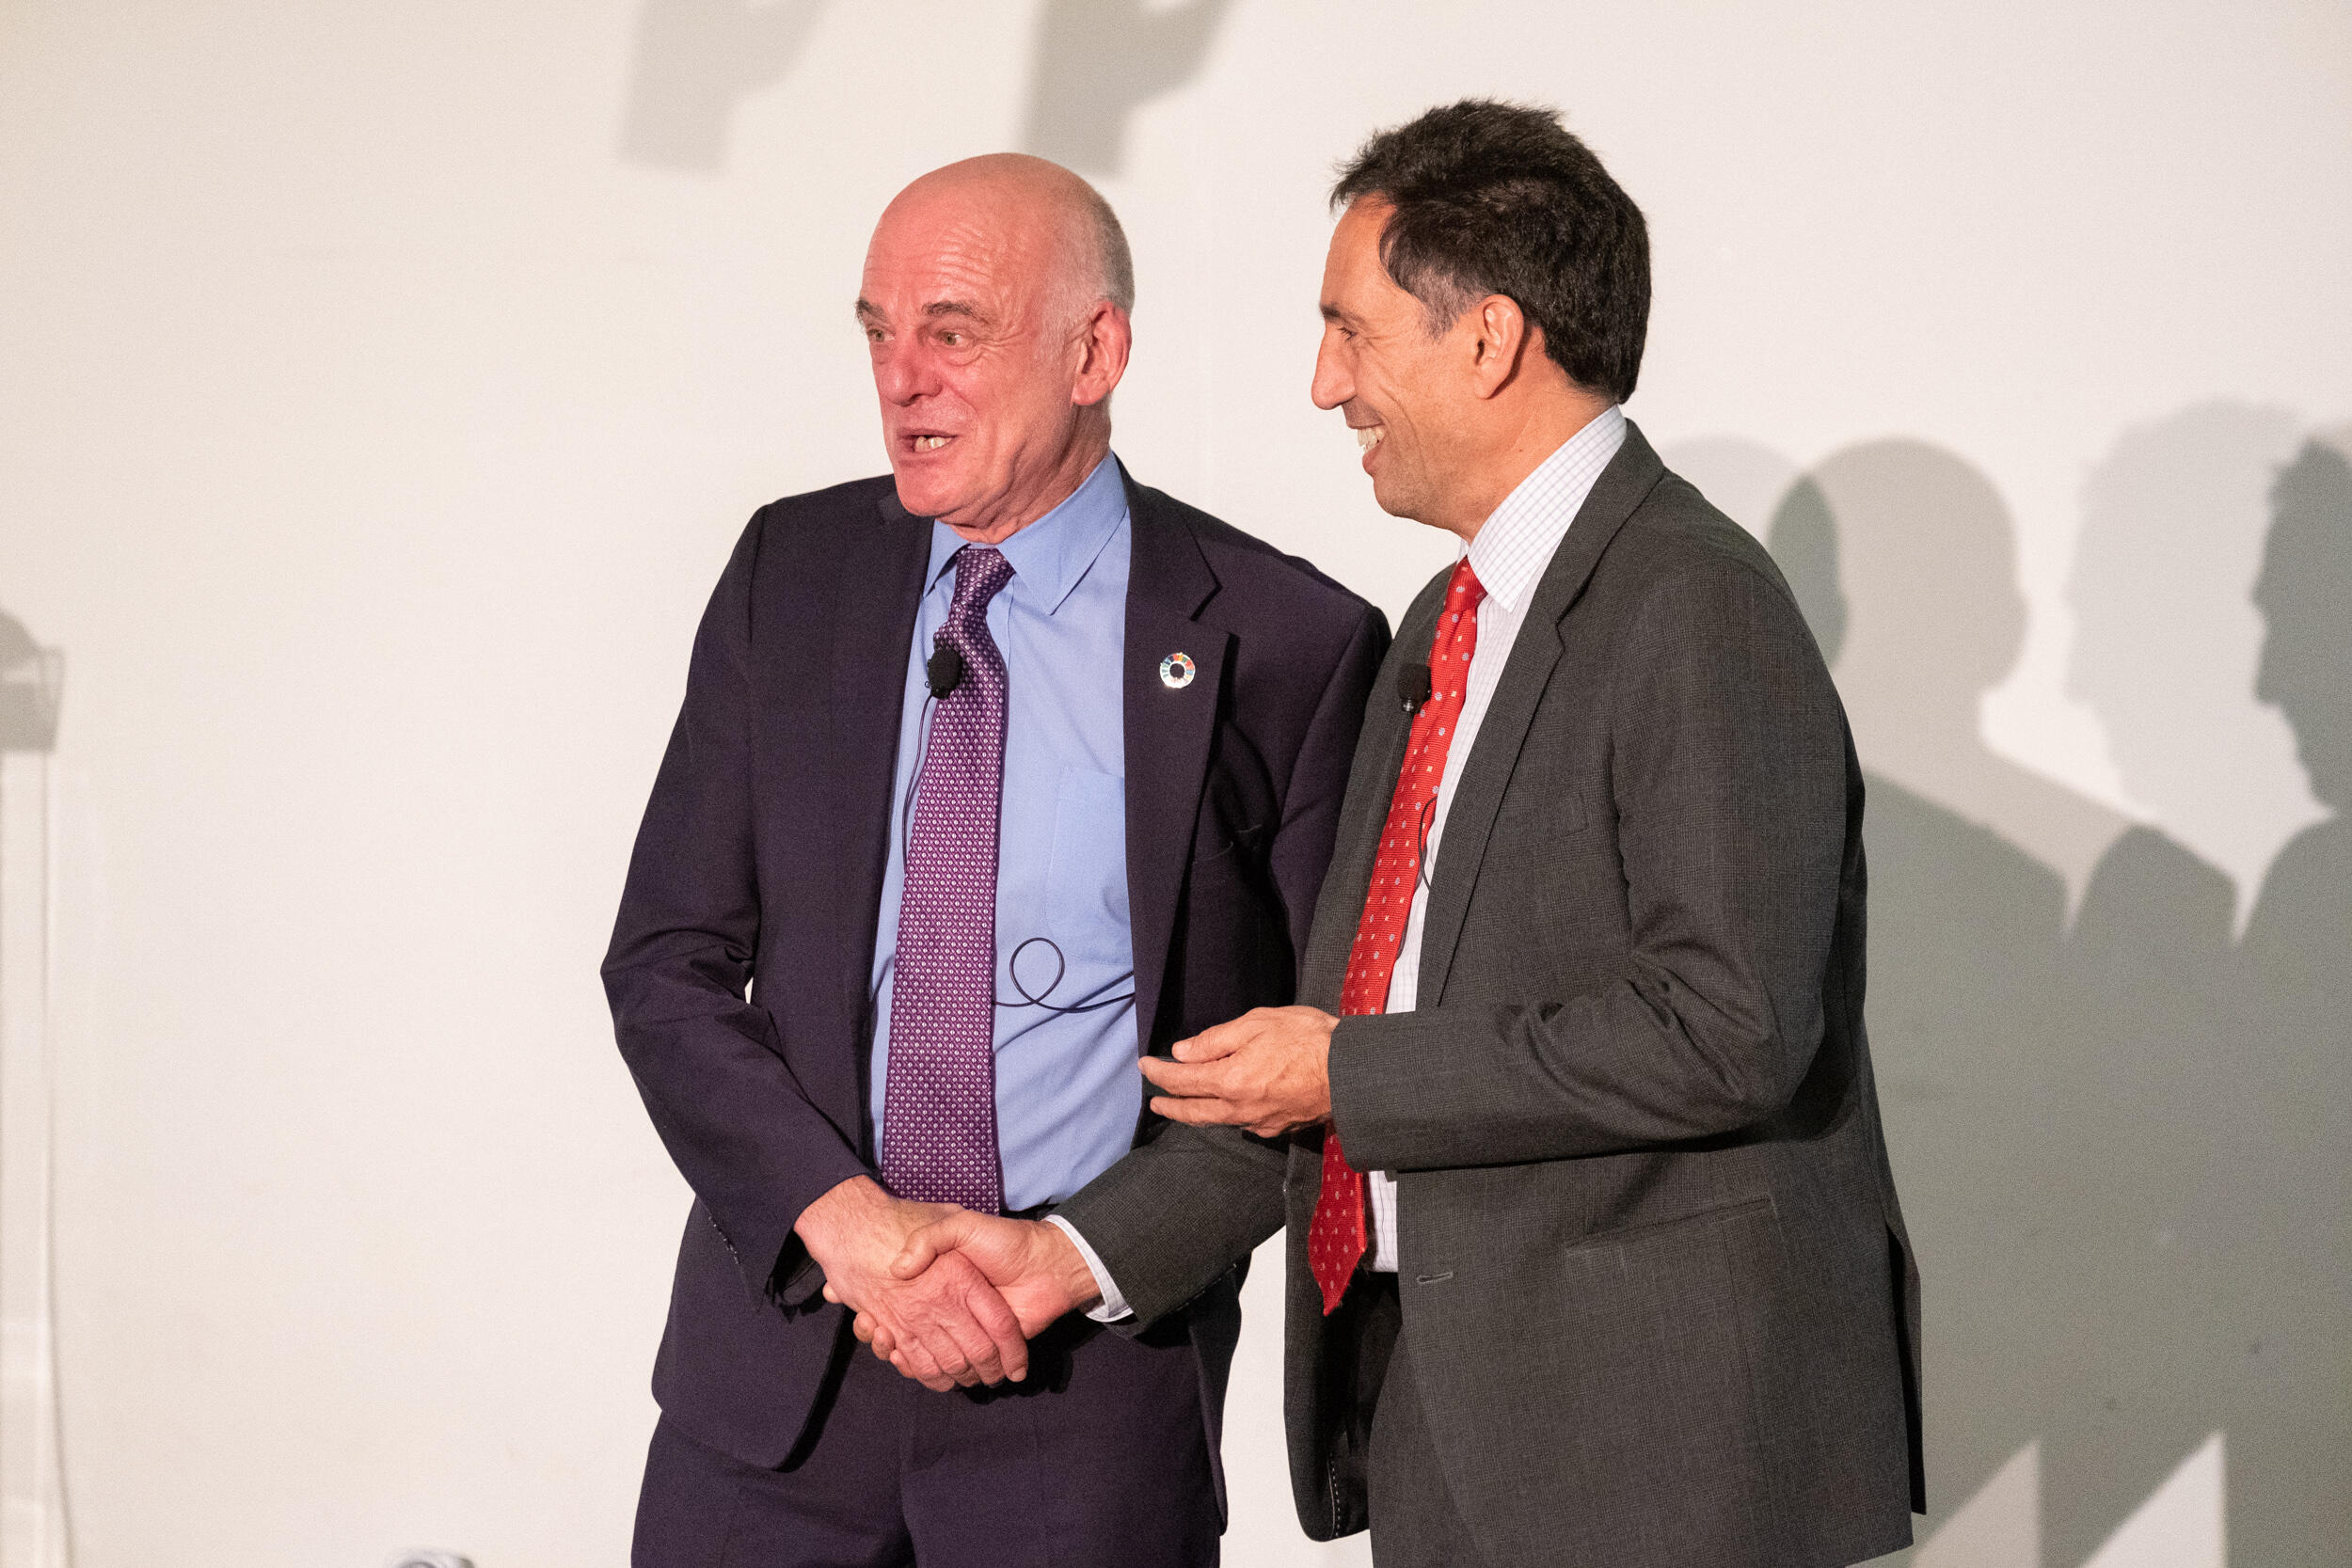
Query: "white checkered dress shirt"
1366 404 1626 1269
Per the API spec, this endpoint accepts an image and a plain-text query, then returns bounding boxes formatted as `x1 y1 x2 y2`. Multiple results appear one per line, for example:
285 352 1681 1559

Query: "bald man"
604 155 1386 1565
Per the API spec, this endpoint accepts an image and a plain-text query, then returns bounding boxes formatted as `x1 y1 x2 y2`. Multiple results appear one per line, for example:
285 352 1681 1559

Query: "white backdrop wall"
2 3 2347 1564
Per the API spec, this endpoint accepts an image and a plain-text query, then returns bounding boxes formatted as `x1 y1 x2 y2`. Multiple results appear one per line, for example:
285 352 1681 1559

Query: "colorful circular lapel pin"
1159 652 1197 689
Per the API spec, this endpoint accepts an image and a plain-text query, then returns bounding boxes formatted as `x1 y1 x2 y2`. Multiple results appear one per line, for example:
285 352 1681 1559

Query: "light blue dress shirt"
867 453 1139 1212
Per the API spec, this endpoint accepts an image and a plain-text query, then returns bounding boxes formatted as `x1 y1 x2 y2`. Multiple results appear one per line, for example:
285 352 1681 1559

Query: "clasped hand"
802 1177 1102 1392
798 1176 1036 1393
850 1209 1102 1383
830 1006 1337 1387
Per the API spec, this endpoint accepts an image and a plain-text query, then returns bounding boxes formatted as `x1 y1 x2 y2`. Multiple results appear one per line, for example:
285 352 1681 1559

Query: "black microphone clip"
1398 661 1433 714
927 642 965 700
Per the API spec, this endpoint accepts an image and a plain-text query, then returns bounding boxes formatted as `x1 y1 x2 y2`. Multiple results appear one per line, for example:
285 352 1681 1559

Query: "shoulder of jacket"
749 473 898 536
1607 470 1800 609
1139 483 1374 623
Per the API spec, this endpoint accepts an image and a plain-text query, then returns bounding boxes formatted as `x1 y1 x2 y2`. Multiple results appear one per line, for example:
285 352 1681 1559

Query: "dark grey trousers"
633 1313 1218 1568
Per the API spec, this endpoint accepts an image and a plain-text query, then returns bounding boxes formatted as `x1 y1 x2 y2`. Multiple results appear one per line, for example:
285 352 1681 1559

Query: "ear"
1467 294 1531 401
1070 302 1133 409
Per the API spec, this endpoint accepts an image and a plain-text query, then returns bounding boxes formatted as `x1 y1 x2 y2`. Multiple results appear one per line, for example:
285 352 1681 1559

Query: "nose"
872 338 938 406
1310 330 1352 412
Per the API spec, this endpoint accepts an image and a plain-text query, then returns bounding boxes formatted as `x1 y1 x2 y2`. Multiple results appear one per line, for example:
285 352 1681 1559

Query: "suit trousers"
633 1312 1217 1568
1327 1274 1485 1568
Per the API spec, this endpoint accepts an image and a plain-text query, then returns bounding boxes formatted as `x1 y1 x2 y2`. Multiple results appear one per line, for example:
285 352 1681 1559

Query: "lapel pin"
1158 652 1197 689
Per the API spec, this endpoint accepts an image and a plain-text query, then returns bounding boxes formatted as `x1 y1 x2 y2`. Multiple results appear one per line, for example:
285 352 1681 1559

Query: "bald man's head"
884 153 1134 325
856 155 1136 540
884 153 1134 324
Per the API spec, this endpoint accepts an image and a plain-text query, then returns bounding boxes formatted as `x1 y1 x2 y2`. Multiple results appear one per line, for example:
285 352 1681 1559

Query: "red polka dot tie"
1309 559 1486 1314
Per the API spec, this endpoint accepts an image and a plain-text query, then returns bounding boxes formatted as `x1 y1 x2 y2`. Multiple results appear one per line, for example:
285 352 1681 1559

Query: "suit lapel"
1297 575 1446 1010
1412 420 1668 1006
833 489 934 1032
1120 475 1227 1053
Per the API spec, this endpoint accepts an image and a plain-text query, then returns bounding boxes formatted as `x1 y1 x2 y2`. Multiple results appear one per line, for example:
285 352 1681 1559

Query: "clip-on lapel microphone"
1398 661 1433 714
927 642 965 700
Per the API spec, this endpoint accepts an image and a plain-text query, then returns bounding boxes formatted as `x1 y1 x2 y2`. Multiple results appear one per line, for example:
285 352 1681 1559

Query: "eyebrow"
852 297 994 327
1320 300 1352 325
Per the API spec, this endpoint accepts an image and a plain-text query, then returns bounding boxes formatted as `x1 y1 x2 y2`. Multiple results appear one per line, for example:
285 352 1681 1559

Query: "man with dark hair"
882 103 1922 1567
1328 97 1649 406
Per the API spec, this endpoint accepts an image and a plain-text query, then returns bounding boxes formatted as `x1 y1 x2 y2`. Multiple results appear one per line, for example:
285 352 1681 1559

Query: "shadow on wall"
1802 440 2134 915
1755 442 2089 1566
2227 429 2352 1568
0 611 62 752
614 0 1238 176
1665 425 2350 1566
2041 407 2344 1568
1021 0 1237 177
616 0 830 170
2070 404 2327 930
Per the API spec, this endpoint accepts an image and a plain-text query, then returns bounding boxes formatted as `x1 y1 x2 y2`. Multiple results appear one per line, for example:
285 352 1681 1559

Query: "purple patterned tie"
882 546 1016 1213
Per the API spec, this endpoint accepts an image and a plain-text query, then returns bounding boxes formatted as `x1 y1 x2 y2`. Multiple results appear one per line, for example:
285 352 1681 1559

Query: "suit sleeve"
602 511 871 1307
1328 554 1850 1171
1052 599 1390 1327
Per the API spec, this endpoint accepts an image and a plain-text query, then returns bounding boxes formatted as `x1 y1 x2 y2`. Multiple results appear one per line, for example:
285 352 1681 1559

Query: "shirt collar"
925 452 1129 616
1464 404 1628 614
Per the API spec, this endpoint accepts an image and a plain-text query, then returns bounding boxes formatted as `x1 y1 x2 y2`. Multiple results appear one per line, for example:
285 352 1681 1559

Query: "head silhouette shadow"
2254 435 2352 816
1785 438 2127 909
2068 403 2326 927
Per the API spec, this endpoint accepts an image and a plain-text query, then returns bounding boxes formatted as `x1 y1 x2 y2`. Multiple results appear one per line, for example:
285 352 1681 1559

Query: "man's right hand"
793 1176 1029 1392
851 1212 1103 1373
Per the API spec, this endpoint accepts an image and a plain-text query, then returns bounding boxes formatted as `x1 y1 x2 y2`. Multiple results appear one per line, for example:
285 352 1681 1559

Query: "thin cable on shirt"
998 936 1133 1014
897 689 939 870
870 689 943 1019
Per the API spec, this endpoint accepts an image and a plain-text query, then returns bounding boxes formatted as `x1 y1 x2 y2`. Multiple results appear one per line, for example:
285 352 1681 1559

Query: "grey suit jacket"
1056 422 1924 1568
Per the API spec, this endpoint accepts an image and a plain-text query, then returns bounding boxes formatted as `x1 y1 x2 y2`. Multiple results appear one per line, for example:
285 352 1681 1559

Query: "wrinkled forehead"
860 188 1058 322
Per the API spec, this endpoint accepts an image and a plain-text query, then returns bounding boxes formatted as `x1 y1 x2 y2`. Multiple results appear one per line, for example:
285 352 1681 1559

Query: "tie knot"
947 546 1014 628
1446 558 1487 612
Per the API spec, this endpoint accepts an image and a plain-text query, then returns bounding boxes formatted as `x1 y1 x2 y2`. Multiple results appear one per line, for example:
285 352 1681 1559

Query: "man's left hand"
1137 1006 1338 1137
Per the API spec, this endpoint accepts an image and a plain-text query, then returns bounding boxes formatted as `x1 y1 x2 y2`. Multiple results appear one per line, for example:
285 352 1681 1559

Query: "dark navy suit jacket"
603 469 1387 1469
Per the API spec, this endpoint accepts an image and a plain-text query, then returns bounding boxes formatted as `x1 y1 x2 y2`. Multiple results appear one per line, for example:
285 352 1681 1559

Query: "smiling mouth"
906 434 957 452
1355 424 1387 451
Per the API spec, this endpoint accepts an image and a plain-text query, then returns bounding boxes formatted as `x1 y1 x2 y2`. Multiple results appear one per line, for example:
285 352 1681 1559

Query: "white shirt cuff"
1367 1169 1400 1272
1041 1213 1135 1323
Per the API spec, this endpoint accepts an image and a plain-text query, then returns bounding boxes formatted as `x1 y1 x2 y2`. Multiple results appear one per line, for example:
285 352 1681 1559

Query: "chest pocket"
1488 751 1590 852
1038 767 1132 993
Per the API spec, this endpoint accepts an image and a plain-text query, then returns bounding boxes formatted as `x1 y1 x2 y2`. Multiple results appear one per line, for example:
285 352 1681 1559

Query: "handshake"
799 1180 1098 1392
794 1004 1343 1393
